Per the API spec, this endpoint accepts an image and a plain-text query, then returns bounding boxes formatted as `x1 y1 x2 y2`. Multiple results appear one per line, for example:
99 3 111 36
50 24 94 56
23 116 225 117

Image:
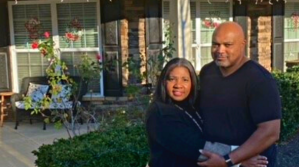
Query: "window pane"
200 2 230 44
85 34 98 47
163 1 170 29
57 2 98 48
16 52 48 88
12 4 52 49
201 46 213 66
190 2 196 44
284 3 299 40
61 52 101 92
284 42 299 61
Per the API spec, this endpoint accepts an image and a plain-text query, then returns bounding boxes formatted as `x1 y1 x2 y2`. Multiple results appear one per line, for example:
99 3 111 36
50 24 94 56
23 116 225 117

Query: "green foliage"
272 67 299 142
36 35 55 59
76 54 102 84
122 56 145 84
144 23 175 88
33 111 149 167
27 32 101 138
286 65 299 73
125 85 141 98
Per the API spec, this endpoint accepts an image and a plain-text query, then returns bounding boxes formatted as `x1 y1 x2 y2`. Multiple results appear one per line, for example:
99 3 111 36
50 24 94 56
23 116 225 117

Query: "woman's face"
166 66 192 102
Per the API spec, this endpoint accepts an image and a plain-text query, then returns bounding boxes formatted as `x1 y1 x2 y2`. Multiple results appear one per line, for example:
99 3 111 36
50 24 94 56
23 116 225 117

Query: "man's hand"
197 150 227 167
241 155 268 167
229 119 280 164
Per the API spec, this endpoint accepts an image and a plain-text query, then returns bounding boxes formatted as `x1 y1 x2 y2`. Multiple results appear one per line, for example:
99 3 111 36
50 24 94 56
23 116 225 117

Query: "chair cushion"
51 84 71 103
15 101 74 109
26 83 49 102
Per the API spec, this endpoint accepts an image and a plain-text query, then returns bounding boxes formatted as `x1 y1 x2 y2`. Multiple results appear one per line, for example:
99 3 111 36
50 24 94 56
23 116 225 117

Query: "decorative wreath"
64 18 83 42
25 17 42 39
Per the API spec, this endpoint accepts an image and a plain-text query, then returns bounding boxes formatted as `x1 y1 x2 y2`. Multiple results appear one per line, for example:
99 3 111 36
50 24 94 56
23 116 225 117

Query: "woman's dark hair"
154 57 198 106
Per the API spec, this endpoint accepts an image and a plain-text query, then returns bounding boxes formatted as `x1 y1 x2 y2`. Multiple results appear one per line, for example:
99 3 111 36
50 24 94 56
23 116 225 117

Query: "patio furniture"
10 76 87 130
0 92 14 127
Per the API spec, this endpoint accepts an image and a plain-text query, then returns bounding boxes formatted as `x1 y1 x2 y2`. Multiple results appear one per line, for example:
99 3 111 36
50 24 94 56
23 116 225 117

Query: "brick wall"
248 1 272 71
121 0 146 85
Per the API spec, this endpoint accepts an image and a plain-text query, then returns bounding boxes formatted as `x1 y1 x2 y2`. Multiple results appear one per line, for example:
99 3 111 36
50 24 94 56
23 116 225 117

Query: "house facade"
0 0 297 97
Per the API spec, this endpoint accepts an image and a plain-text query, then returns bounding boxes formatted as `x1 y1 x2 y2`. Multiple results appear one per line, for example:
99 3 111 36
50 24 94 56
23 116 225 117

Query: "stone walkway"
0 121 69 167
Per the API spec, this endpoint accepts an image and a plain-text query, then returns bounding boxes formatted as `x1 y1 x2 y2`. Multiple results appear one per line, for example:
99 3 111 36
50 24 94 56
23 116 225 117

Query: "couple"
145 22 281 167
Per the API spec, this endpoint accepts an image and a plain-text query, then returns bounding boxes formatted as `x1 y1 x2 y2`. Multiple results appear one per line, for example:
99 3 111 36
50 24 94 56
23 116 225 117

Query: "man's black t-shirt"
199 60 281 165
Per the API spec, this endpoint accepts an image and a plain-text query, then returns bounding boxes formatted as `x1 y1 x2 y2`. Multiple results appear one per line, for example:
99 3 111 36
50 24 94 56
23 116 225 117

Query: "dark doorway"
101 0 123 96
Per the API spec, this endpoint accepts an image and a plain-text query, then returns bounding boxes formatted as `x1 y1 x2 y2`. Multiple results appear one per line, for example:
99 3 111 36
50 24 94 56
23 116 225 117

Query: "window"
57 3 98 48
9 0 102 95
284 2 299 63
11 4 52 87
190 0 232 70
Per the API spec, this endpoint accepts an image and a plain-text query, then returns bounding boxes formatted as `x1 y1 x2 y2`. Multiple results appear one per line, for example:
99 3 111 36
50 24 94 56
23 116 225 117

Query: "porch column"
175 0 192 59
167 0 191 59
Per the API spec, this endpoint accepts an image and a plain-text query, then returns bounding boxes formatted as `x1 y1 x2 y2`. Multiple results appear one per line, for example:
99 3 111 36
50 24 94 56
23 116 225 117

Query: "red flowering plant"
28 31 79 133
32 32 54 58
31 31 68 77
27 30 101 137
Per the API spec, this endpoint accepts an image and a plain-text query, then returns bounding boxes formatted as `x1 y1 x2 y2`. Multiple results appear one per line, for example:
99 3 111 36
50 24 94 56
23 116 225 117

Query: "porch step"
82 96 130 104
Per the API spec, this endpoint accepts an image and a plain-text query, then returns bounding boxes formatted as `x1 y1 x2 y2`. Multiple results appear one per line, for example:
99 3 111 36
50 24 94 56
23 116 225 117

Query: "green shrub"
272 68 299 142
33 111 149 167
286 65 299 73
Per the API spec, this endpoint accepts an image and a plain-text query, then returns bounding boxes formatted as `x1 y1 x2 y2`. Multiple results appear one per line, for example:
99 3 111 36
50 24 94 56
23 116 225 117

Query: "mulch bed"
277 130 299 167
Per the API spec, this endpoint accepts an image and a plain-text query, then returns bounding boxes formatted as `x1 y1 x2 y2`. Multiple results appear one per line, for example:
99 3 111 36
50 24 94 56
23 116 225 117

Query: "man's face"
211 30 245 69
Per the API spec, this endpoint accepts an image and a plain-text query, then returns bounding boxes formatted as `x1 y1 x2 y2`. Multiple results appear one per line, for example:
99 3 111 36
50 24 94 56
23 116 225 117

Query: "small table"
0 92 14 127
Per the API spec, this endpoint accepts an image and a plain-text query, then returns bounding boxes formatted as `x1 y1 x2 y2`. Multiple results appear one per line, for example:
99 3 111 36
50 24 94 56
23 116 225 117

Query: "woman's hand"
240 155 268 167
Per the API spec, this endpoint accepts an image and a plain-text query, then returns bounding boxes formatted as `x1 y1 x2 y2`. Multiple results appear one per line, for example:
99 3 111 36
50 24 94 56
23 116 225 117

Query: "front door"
101 0 123 96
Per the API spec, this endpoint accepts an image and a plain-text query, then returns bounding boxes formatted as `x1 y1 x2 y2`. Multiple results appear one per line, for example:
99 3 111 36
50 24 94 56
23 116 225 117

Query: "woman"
145 58 267 167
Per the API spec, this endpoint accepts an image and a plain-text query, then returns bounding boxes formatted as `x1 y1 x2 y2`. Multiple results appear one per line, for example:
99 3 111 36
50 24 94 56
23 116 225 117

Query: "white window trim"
284 39 299 42
8 0 104 97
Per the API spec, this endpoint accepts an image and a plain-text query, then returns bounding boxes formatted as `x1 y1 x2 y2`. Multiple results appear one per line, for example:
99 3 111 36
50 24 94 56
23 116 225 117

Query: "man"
198 22 281 167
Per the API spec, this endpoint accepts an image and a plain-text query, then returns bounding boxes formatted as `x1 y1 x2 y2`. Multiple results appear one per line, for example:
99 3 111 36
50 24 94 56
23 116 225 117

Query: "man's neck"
219 56 249 77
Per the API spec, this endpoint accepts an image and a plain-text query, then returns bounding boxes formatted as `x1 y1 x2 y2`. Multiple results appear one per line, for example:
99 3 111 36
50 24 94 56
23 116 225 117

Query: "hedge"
33 112 149 167
272 66 299 142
